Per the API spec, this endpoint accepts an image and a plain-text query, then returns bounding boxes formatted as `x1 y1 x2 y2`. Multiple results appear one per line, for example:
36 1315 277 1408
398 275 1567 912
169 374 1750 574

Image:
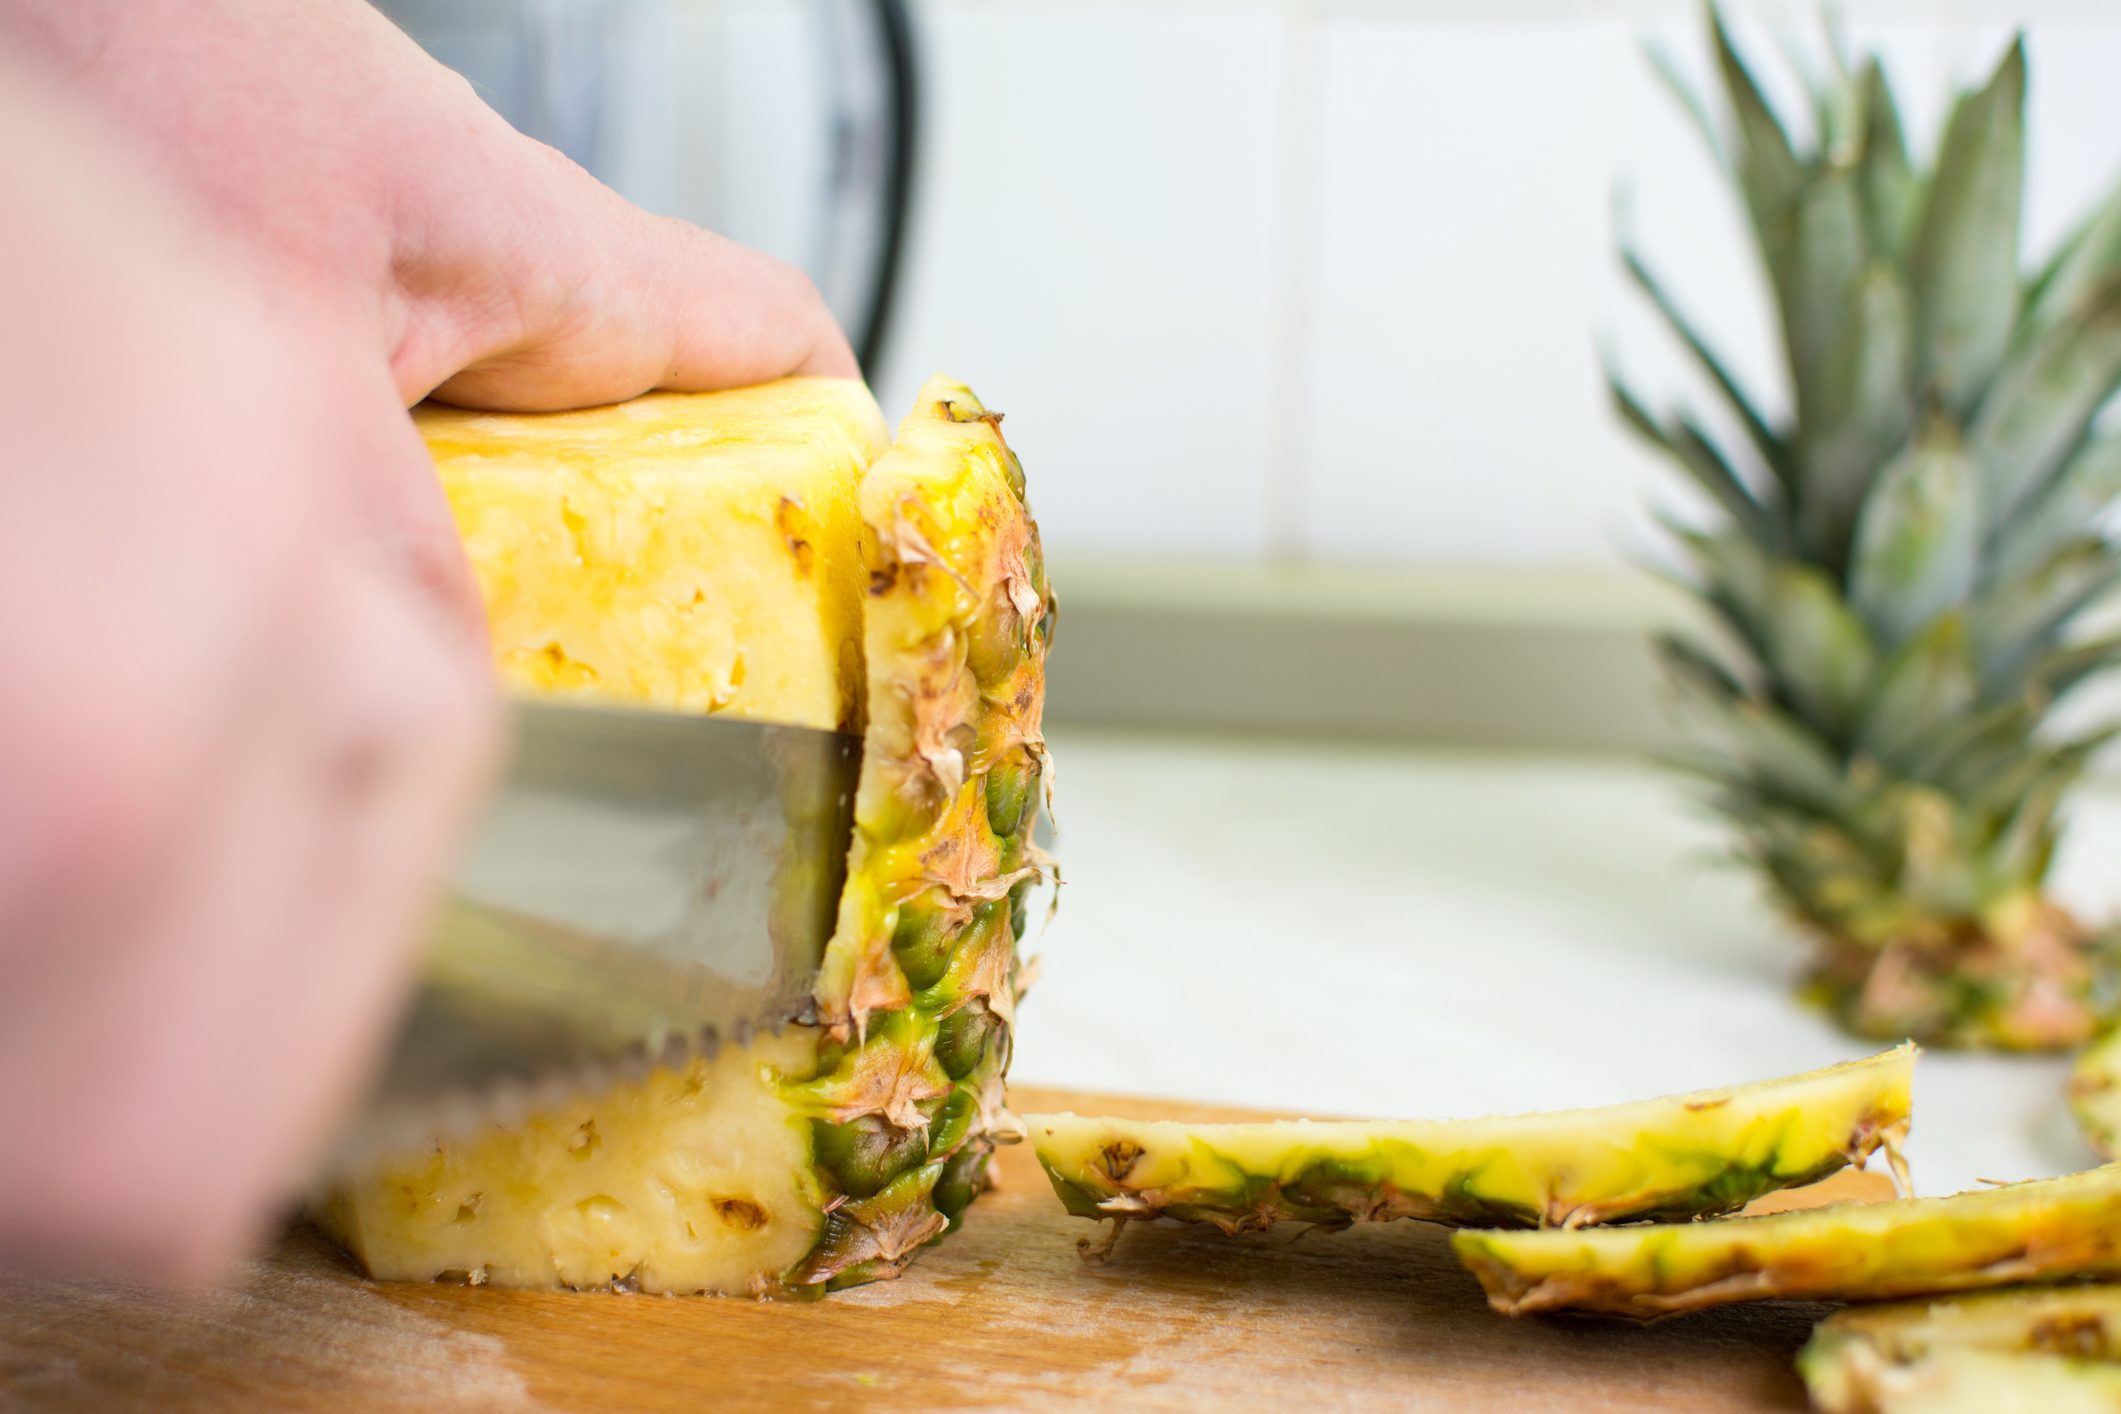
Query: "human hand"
0 0 859 416
0 63 496 1282
0 0 858 1283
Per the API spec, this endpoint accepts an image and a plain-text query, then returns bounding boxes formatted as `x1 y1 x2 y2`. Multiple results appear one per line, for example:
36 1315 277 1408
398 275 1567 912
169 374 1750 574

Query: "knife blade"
328 698 861 1172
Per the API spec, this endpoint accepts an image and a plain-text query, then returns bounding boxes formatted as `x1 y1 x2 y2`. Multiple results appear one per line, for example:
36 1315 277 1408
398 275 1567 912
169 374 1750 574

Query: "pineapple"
1622 13 2121 1047
1453 1163 2121 1319
2070 1026 2121 1158
1029 1046 1912 1250
1801 1283 2121 1412
314 376 1055 1296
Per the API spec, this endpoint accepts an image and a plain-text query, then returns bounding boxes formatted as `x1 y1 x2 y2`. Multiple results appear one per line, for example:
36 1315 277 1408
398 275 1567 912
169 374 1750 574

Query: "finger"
231 542 500 1194
412 157 858 413
0 542 497 1283
304 331 491 646
0 589 316 1280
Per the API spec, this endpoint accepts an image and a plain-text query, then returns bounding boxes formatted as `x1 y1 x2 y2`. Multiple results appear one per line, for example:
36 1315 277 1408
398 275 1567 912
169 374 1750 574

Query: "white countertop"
1014 728 2121 1196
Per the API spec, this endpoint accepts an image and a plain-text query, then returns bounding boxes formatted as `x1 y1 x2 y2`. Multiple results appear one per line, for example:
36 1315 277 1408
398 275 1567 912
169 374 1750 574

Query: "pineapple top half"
1621 12 2121 1048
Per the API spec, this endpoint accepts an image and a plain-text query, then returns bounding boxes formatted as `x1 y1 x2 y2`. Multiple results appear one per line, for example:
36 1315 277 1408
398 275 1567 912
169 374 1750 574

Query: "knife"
327 698 861 1172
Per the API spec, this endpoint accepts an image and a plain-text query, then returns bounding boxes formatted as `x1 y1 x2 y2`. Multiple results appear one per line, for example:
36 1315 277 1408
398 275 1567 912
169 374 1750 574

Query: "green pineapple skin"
1625 9 2121 1050
1031 1047 1913 1246
1801 1283 2121 1413
779 382 1056 1292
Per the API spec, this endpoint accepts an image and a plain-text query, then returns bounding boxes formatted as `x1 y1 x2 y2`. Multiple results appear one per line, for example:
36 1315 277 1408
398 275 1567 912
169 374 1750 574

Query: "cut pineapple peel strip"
1027 1045 1914 1252
2068 1024 2121 1160
1806 1348 2121 1414
1799 1283 2121 1413
1455 1160 2121 1321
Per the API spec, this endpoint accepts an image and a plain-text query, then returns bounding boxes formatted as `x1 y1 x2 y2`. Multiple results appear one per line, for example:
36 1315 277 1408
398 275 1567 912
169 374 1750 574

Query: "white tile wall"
873 4 1294 558
399 0 2121 569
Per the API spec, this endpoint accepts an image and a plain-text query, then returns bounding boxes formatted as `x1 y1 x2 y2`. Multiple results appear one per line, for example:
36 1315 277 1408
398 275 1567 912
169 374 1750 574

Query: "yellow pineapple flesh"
314 376 1054 1295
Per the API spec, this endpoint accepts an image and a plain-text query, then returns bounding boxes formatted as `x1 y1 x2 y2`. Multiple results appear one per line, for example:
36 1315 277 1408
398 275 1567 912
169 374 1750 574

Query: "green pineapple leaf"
1783 165 1872 434
1905 38 2025 413
1848 417 1979 649
1970 279 2121 529
1969 540 2121 692
1803 263 1915 567
1856 59 1918 261
1643 40 1729 172
1657 631 1747 704
1620 241 1789 484
1709 8 1805 297
2020 180 2121 349
1858 614 1978 768
1764 564 1877 739
1671 522 1777 658
1672 693 1855 821
1990 430 2121 582
1610 373 1782 548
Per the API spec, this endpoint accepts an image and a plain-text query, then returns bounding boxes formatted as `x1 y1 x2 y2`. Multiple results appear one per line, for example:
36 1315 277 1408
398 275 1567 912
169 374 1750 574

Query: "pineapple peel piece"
1455 1161 2121 1321
1028 1045 1914 1250
2069 1025 2121 1160
1800 1283 2121 1413
1806 1348 2121 1414
317 377 1054 1297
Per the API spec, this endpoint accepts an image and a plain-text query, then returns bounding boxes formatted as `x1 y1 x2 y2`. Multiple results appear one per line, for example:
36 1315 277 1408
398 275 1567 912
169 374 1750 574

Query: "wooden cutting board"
1 1086 1890 1412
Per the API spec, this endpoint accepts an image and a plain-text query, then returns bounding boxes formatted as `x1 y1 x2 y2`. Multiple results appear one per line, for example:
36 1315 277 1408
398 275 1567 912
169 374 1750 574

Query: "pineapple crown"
1621 9 2121 926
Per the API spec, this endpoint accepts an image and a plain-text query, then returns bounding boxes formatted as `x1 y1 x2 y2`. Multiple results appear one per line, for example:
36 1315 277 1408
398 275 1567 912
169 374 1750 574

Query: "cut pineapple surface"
1801 1284 2121 1413
1454 1163 2121 1319
317 376 1054 1295
1030 1046 1913 1242
425 380 886 727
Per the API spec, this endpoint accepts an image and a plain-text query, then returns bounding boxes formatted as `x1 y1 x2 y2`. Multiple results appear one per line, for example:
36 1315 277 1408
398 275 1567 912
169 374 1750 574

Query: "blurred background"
381 0 2121 1188
382 0 2121 746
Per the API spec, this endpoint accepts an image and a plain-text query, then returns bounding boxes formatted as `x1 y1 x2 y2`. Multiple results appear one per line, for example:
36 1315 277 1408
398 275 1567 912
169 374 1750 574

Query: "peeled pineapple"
1031 1046 1912 1247
314 376 1054 1296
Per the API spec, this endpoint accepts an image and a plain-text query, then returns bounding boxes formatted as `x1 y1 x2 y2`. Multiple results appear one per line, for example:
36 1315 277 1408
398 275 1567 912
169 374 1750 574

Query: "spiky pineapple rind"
1454 1162 2121 1320
1029 1046 1913 1247
780 377 1053 1292
317 377 1051 1299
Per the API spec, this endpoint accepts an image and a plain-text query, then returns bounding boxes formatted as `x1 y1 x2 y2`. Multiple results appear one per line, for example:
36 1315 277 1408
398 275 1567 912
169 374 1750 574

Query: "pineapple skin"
1029 1047 1911 1241
1453 1163 2121 1320
1801 1283 2121 1413
316 377 1054 1296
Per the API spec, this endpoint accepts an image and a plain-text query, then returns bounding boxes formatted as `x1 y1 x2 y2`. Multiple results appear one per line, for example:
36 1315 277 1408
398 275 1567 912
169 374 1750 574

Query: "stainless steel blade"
329 699 860 1171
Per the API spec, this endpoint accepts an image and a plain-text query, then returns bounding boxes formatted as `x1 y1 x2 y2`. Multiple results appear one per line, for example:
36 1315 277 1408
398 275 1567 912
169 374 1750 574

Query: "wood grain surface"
1 1086 1892 1412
